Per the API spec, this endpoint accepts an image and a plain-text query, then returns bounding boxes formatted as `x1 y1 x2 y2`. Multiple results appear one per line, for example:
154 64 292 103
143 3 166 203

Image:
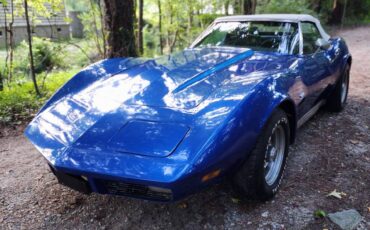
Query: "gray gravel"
1 26 370 230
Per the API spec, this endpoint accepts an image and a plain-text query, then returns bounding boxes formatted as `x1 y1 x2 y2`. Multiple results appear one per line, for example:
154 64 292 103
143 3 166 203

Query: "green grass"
0 37 96 125
0 69 77 124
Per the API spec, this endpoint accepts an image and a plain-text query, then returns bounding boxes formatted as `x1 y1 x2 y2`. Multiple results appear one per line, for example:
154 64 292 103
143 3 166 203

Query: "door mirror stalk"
315 38 331 50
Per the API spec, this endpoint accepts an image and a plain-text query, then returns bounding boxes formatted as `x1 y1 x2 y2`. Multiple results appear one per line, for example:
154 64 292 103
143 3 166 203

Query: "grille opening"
97 179 172 201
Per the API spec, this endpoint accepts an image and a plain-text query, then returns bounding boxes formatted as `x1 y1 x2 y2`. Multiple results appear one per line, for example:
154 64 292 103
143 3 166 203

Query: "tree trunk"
187 1 193 43
224 0 230 15
169 30 178 53
157 0 163 55
328 0 343 25
0 72 3 91
137 0 144 55
2 5 8 90
341 0 347 28
8 0 14 82
243 0 256 15
97 0 107 58
166 2 174 53
24 0 41 96
312 0 323 14
103 0 137 57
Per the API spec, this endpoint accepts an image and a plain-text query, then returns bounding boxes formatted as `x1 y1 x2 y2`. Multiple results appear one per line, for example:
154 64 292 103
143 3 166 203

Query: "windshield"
194 21 299 54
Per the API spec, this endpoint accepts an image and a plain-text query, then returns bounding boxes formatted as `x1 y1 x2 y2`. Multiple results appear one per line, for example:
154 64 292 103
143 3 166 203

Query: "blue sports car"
25 14 351 201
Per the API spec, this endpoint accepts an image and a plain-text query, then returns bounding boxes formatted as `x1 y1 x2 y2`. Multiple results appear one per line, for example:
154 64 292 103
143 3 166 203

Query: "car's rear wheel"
232 108 290 201
326 64 350 112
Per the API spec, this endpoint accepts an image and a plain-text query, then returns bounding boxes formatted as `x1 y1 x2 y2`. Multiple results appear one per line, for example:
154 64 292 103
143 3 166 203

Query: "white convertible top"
215 14 330 40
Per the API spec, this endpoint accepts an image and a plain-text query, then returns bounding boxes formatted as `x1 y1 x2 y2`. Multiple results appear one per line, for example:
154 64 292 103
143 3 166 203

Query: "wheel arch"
347 55 352 67
277 99 297 144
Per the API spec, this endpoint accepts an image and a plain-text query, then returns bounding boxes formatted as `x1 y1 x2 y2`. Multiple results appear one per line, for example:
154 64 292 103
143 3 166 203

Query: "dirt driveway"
1 27 369 229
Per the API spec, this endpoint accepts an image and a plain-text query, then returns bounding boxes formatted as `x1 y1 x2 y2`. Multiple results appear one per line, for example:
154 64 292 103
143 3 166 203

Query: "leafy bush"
0 70 76 124
17 37 65 74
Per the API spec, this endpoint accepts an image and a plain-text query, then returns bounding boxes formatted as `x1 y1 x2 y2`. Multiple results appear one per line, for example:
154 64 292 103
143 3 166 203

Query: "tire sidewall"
258 115 290 198
340 65 350 106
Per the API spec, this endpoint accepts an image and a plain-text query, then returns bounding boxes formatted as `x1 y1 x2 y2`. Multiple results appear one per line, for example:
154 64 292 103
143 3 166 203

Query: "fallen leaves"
327 189 347 199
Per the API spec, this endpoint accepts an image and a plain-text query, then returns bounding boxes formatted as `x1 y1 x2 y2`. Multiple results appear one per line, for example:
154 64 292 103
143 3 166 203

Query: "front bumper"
48 163 206 202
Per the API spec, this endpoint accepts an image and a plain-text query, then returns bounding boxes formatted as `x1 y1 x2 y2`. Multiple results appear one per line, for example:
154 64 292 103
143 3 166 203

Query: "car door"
296 21 332 118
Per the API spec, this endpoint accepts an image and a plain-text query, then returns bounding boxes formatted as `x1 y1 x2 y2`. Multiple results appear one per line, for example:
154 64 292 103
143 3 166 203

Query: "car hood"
25 47 293 167
61 47 254 110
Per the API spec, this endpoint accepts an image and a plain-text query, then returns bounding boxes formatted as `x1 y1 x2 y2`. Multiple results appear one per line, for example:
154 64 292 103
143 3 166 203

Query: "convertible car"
25 14 351 201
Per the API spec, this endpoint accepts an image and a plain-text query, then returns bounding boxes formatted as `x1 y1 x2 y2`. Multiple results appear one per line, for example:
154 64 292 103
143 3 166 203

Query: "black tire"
232 108 290 201
326 64 350 112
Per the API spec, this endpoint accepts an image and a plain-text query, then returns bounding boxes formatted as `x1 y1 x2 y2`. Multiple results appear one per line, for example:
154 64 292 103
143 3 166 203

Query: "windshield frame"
190 20 301 55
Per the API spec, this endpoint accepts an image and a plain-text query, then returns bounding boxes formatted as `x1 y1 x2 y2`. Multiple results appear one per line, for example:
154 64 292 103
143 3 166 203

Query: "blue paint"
25 23 350 202
173 49 254 93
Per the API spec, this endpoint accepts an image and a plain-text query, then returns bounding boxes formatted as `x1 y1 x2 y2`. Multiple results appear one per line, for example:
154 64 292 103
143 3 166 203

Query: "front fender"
38 58 129 114
188 75 297 179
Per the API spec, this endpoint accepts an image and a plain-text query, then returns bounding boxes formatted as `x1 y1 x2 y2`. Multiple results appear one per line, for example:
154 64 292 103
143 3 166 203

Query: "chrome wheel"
264 124 286 186
341 70 349 104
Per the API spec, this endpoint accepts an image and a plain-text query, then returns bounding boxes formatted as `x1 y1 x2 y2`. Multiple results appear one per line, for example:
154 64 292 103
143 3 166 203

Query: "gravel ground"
1 27 370 230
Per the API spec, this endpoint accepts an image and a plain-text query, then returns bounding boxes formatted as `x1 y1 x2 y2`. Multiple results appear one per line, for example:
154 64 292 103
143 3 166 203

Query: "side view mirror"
315 38 331 50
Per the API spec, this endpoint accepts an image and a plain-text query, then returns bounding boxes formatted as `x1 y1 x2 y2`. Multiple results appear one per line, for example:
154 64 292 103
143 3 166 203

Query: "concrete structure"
67 11 84 38
0 3 69 48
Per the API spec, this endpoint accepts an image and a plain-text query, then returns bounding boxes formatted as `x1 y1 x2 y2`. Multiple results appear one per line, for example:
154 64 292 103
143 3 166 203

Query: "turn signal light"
202 169 221 182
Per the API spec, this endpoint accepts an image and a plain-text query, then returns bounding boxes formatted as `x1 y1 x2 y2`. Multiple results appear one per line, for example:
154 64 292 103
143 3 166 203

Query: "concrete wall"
68 11 84 38
0 24 70 48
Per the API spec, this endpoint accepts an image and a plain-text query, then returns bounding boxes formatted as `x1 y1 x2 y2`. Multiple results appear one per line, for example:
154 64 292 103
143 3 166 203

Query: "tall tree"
243 0 257 14
186 0 194 43
137 0 144 55
224 0 230 15
328 0 343 24
157 0 163 54
24 0 41 96
8 0 15 82
97 0 107 58
1 2 8 91
104 0 137 57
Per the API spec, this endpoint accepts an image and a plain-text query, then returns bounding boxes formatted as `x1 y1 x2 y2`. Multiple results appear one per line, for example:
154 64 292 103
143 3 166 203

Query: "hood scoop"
107 120 189 157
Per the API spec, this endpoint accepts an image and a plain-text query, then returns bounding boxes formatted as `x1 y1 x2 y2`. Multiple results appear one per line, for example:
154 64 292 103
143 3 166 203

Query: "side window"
301 22 322 54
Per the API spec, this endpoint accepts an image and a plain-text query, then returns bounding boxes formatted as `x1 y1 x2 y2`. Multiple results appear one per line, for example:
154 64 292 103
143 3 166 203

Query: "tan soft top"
215 14 330 40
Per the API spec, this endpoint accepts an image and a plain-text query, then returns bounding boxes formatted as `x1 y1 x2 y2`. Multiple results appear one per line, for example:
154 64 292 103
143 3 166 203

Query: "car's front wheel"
232 108 290 201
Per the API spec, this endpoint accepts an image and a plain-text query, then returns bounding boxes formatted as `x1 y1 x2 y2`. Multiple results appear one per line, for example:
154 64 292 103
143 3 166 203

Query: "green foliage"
342 0 370 25
64 0 89 12
79 1 105 58
313 209 327 218
0 70 76 124
258 0 316 15
17 37 64 74
11 0 64 21
59 39 92 68
198 13 220 26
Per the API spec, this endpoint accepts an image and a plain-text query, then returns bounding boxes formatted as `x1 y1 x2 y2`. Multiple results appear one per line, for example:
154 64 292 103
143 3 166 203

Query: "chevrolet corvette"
25 14 351 201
